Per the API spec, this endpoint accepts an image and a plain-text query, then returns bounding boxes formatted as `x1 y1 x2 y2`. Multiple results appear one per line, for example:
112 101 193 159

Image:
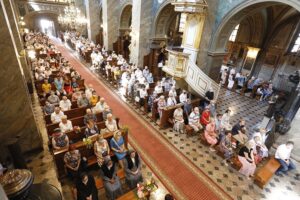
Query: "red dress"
200 110 210 126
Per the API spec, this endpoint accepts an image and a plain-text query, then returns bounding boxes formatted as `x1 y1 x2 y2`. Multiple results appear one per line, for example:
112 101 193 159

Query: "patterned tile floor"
78 59 300 200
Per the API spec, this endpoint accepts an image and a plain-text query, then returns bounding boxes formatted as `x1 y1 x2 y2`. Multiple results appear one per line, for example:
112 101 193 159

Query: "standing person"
157 96 166 119
64 145 85 180
76 172 98 200
275 141 296 176
123 150 143 189
94 134 111 167
219 131 234 166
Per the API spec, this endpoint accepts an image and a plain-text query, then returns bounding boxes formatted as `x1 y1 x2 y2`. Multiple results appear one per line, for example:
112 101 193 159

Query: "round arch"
209 0 300 53
23 11 59 35
119 4 132 29
151 0 176 38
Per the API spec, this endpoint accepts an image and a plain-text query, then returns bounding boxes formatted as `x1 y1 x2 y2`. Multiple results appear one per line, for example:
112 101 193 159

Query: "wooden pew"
46 112 103 135
53 131 128 179
159 99 201 129
44 106 88 124
254 157 280 188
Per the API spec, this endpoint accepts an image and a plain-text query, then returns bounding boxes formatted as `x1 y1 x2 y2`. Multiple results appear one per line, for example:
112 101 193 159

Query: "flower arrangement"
83 137 93 149
136 178 158 200
121 125 129 133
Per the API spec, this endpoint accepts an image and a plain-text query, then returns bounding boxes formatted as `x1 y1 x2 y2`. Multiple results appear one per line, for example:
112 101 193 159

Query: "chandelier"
58 0 87 29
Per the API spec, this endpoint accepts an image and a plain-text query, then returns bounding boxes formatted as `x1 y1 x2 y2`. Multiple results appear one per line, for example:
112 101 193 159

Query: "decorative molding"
171 0 207 13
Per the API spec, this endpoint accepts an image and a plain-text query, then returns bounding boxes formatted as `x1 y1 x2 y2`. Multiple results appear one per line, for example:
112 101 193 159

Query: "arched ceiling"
211 2 300 52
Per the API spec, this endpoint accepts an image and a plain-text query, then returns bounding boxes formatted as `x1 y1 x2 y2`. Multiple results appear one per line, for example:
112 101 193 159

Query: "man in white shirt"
59 96 72 111
188 107 202 132
275 141 296 176
179 90 188 103
59 115 73 133
167 93 177 107
51 107 64 123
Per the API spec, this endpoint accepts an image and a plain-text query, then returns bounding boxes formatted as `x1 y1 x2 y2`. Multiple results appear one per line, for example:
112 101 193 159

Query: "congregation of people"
66 31 297 182
26 32 147 200
220 64 274 101
24 30 298 200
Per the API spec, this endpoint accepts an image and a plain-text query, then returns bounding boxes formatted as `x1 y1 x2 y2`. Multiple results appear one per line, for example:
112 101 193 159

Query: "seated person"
72 88 82 101
238 141 256 179
44 101 55 115
59 115 73 133
221 109 231 131
100 160 123 199
188 107 202 132
110 131 127 168
94 134 111 167
84 108 97 125
275 141 296 176
48 91 60 105
154 82 163 94
52 128 69 150
204 118 218 152
102 105 112 120
167 93 177 107
90 91 99 107
64 145 85 180
123 150 143 189
51 107 64 124
219 131 234 166
71 78 79 90
42 79 52 95
232 119 248 144
105 114 118 132
200 106 211 126
85 119 99 138
77 93 90 108
93 97 107 113
59 96 72 111
173 107 185 134
76 172 98 200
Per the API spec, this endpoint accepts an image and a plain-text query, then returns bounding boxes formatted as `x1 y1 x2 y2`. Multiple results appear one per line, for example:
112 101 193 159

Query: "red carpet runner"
53 40 233 200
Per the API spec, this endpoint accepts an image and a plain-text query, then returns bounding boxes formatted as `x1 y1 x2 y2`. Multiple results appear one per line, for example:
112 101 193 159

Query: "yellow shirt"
42 83 52 93
90 95 98 106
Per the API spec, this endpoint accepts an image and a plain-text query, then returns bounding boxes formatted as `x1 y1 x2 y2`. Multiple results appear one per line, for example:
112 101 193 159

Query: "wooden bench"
44 106 88 124
254 157 280 188
53 130 128 179
46 112 103 135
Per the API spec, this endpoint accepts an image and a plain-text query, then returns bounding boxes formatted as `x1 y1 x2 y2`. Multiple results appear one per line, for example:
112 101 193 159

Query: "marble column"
0 1 42 154
85 0 101 42
102 0 119 50
3 0 32 83
130 0 151 66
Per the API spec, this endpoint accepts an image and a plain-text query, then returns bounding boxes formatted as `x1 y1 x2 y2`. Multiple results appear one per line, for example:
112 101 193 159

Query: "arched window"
229 24 240 42
291 33 300 53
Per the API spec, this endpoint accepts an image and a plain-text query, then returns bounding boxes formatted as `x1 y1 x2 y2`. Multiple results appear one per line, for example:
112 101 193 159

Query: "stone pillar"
102 0 119 50
130 0 151 66
0 0 42 153
3 0 32 83
85 0 101 42
172 0 208 63
206 51 228 80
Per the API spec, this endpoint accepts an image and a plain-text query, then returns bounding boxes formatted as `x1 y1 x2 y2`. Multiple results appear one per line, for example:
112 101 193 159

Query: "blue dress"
110 137 126 160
